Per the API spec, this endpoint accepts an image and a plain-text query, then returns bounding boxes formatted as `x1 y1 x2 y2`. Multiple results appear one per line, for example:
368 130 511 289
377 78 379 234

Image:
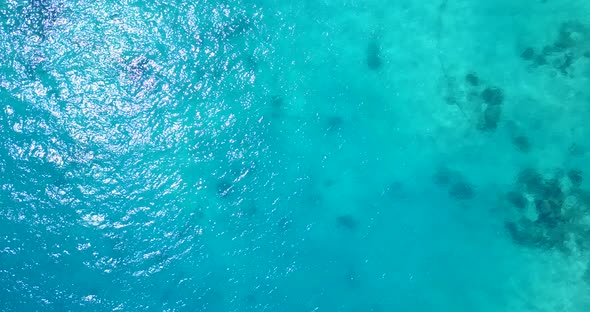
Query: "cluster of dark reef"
462 72 505 131
442 70 506 132
503 167 590 254
520 21 590 76
501 166 590 285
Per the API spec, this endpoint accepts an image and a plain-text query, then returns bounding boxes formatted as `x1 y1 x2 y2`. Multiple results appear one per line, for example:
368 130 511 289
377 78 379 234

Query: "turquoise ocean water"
2 0 590 311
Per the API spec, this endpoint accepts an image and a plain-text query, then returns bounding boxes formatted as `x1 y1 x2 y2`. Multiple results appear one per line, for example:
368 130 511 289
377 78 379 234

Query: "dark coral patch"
556 52 575 75
584 265 590 284
366 40 383 70
465 72 480 86
448 181 474 200
481 105 502 130
269 95 284 118
534 199 563 228
512 135 531 153
553 22 585 51
336 214 359 231
481 87 504 105
433 167 459 186
568 169 583 187
569 143 585 156
541 178 564 203
506 191 527 209
504 220 550 248
505 167 590 254
520 47 535 60
270 95 283 108
534 54 548 66
517 168 544 193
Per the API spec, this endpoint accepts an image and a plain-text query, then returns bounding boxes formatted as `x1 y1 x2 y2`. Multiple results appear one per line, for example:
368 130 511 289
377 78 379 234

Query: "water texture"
1 0 590 311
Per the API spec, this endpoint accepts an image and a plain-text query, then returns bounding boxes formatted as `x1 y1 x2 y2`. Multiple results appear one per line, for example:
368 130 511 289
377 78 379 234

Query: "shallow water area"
2 0 590 311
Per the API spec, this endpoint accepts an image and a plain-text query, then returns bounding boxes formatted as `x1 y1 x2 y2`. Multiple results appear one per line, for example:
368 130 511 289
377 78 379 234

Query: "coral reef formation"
520 21 590 76
504 168 590 254
477 84 504 131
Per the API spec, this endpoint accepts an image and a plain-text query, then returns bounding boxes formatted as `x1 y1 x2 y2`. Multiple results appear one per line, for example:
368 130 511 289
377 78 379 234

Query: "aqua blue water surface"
2 0 590 311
